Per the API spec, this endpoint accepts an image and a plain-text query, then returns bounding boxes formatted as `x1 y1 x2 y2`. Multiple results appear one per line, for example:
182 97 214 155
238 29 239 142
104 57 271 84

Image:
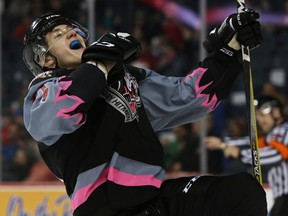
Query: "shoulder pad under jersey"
28 69 71 89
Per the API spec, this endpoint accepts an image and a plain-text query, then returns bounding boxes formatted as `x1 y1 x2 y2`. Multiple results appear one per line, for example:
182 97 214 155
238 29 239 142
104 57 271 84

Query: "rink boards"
0 182 72 216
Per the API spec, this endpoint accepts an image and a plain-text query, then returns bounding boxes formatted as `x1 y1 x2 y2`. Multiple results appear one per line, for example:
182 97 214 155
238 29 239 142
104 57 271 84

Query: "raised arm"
139 9 262 132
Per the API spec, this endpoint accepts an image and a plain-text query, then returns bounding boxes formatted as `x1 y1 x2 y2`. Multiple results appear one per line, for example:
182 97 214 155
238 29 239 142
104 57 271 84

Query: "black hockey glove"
237 21 262 48
203 9 262 57
81 32 142 65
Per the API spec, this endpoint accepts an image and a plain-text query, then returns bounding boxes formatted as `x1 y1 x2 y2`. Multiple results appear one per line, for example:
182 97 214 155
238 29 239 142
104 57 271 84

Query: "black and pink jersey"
23 52 241 215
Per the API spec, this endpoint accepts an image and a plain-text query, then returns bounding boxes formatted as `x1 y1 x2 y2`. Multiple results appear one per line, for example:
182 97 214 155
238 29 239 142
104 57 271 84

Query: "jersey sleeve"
139 51 242 132
23 63 106 146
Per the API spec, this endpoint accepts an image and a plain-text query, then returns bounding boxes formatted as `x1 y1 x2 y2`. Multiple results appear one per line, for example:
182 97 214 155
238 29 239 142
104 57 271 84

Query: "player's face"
45 24 86 69
256 111 275 134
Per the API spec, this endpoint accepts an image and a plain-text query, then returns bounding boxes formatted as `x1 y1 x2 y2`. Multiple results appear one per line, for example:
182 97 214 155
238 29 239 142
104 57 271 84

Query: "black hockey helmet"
254 95 284 116
23 13 89 76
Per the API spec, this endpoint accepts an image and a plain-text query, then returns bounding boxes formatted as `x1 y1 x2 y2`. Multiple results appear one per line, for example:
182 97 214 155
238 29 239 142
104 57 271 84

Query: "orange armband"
269 140 288 159
258 136 266 148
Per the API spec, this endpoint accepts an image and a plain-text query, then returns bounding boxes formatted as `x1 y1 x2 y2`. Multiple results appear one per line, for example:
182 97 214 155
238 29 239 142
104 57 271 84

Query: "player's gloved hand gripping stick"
203 8 261 57
237 0 263 185
203 4 263 184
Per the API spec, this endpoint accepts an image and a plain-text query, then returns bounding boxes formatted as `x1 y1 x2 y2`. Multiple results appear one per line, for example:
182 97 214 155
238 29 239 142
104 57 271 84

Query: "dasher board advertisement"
0 183 72 216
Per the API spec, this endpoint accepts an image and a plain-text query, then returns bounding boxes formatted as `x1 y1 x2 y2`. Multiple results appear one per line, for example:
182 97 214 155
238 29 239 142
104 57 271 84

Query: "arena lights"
143 0 288 28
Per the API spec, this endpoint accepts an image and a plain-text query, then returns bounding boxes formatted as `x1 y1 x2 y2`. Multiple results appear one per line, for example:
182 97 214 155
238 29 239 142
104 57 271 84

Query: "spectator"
163 124 192 172
4 147 35 181
24 146 58 182
156 37 190 76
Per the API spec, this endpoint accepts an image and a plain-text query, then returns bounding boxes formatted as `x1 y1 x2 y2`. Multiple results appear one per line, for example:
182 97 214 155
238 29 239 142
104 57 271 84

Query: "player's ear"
272 107 282 122
44 55 56 68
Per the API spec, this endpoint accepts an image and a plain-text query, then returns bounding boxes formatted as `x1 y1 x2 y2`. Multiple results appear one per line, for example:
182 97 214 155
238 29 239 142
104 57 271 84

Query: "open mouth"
69 40 83 49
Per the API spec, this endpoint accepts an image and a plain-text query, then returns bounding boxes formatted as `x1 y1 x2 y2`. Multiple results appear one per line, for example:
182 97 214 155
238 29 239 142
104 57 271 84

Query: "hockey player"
205 95 288 216
22 10 266 216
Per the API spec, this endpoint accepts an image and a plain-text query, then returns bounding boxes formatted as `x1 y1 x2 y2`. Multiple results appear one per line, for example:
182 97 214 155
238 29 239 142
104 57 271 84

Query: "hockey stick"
237 0 263 185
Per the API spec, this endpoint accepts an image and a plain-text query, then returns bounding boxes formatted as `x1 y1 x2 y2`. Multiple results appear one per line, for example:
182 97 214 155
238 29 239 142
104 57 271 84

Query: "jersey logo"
104 72 141 122
42 87 49 101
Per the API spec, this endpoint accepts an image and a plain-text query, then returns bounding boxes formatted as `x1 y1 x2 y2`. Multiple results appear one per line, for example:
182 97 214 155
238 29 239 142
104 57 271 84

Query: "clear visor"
33 24 88 69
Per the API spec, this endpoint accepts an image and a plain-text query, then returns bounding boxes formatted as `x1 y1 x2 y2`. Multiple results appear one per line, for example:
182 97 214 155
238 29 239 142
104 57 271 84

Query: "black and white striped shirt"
224 122 288 199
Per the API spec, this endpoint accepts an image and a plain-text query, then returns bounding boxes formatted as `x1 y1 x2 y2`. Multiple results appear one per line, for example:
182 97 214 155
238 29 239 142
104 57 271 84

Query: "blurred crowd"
1 0 288 182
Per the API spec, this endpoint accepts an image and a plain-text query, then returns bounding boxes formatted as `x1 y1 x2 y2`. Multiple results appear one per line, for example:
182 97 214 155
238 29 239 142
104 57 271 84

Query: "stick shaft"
237 0 263 185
